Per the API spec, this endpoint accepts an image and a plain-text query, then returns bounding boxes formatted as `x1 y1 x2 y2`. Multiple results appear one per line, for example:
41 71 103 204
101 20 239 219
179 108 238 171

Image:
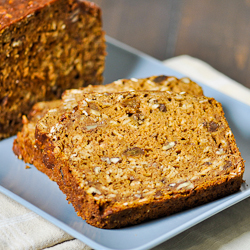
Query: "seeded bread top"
35 75 203 147
62 75 203 101
41 91 244 211
0 0 101 30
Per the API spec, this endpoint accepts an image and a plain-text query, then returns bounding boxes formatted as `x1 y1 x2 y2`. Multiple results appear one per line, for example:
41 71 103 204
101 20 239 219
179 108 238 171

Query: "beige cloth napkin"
163 55 250 106
0 192 89 250
1 55 249 250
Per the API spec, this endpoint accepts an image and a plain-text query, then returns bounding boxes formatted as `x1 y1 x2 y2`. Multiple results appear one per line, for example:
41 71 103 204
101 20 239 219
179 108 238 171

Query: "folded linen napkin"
0 192 89 250
163 55 250 105
0 55 249 250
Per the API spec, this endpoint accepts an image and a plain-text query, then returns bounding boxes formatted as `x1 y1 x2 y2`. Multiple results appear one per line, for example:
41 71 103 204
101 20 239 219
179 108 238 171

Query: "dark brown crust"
53 160 244 229
1 0 56 30
12 100 61 180
0 0 106 139
0 0 101 31
13 137 55 179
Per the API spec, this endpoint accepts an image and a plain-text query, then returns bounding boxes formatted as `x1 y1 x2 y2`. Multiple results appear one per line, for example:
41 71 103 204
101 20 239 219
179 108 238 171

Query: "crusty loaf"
13 75 203 179
39 91 244 229
0 0 106 140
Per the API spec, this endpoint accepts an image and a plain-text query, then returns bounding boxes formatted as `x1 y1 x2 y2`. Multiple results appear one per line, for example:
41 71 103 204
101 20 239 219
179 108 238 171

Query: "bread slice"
39 91 244 228
13 100 61 180
36 75 203 157
14 75 203 178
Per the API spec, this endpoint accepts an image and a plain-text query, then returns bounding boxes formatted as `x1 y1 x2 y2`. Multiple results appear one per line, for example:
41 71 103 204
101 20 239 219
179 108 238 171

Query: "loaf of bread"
0 0 106 140
37 91 244 228
14 75 203 178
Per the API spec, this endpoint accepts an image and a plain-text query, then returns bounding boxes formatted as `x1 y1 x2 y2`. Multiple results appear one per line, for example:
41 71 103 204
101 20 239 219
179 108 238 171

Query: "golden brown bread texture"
37 91 244 228
36 75 203 152
13 75 203 178
0 0 106 140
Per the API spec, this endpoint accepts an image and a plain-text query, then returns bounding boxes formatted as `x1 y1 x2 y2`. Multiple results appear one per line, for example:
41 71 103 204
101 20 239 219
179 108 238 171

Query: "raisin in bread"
39 91 244 228
0 0 105 140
